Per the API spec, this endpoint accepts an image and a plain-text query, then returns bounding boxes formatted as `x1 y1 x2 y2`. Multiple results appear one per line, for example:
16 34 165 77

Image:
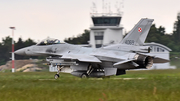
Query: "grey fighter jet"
15 18 169 79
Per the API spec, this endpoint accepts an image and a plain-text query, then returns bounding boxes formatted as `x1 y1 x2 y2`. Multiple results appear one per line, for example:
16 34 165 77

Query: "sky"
0 0 180 42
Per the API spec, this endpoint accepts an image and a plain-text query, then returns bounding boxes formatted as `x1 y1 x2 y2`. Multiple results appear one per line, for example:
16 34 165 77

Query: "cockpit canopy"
36 38 65 45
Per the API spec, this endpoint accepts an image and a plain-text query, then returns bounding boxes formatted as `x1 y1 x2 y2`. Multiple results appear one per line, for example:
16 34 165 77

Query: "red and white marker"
138 27 142 32
10 27 15 73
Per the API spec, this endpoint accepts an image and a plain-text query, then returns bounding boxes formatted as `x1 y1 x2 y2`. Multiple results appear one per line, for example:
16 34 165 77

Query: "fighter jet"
15 18 169 79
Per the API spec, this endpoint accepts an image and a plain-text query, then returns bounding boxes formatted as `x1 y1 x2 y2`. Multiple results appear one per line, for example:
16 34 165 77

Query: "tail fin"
121 18 154 46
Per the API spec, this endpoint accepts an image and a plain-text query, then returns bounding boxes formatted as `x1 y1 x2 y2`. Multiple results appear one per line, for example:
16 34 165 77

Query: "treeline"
64 29 90 44
146 14 180 51
0 37 37 65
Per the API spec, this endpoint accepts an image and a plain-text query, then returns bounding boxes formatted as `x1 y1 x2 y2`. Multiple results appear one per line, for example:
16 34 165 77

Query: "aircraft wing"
61 54 102 63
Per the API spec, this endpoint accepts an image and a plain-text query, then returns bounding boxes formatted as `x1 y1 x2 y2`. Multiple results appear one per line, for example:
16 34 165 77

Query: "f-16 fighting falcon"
15 18 169 79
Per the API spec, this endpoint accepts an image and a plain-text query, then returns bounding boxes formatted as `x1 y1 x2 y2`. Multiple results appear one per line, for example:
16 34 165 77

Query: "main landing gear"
54 66 63 79
80 65 94 78
81 73 88 78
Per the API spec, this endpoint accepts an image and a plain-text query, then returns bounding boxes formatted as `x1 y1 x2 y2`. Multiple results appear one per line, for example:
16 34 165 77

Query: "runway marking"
38 79 56 81
38 78 145 81
89 78 145 80
112 78 144 80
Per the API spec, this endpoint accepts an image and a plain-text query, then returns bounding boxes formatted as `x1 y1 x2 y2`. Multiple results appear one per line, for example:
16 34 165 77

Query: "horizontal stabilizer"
137 53 169 63
153 57 170 63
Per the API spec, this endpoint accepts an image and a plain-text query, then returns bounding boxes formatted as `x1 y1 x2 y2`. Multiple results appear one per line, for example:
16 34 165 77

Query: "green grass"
0 70 180 101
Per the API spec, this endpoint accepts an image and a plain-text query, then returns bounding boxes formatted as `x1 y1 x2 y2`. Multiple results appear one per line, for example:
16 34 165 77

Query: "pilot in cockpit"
37 38 63 45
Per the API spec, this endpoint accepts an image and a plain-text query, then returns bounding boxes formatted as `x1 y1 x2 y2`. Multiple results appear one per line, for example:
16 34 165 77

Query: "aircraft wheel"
54 74 60 79
81 73 88 78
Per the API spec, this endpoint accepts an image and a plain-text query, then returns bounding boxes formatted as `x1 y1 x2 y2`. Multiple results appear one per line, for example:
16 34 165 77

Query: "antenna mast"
91 2 97 14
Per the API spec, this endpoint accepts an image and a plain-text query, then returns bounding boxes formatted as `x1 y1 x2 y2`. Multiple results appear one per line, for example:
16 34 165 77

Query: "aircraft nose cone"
15 48 26 55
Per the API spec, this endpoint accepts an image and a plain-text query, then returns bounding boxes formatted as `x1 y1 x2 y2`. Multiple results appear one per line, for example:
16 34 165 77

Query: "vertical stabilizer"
121 18 154 46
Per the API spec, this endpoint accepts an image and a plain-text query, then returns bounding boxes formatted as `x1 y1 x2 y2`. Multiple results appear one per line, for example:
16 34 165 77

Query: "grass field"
0 69 180 101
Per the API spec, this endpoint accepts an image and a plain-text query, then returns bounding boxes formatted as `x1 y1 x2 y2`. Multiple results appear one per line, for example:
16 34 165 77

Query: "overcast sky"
0 0 180 42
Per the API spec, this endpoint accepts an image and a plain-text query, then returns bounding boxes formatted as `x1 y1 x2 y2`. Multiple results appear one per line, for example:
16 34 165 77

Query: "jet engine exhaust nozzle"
134 54 153 69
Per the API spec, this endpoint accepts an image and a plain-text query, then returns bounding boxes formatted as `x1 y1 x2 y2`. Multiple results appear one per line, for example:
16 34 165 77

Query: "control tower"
89 14 123 48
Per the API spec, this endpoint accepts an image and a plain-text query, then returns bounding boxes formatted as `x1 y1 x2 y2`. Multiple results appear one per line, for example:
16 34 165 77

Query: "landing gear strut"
80 65 94 78
54 66 63 79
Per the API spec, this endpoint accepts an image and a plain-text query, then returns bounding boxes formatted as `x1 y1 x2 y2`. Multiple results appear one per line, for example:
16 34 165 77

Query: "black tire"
81 73 88 78
54 74 60 79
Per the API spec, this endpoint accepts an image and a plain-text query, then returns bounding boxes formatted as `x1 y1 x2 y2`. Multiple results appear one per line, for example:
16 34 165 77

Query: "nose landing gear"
54 66 64 79
54 74 60 79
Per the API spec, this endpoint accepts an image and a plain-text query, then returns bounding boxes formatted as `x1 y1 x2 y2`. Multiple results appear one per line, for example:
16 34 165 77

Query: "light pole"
10 27 15 73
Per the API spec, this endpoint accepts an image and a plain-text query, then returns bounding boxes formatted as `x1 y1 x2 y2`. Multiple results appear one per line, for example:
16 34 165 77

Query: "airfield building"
89 14 123 48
